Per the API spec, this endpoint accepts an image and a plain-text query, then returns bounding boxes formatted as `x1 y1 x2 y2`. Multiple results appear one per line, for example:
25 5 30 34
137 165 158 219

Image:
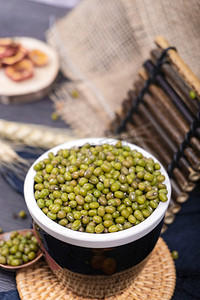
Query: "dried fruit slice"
5 59 34 82
0 38 19 59
28 49 48 66
0 38 16 47
0 45 18 59
2 46 27 65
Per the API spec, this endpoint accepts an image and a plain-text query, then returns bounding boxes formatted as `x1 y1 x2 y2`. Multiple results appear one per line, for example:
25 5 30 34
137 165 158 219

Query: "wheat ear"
0 119 77 149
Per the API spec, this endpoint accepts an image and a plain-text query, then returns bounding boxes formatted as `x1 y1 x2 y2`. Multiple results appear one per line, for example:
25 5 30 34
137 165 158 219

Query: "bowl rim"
24 138 171 248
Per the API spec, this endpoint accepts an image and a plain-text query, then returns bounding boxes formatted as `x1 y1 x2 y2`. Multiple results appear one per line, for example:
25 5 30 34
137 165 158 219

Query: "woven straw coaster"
16 237 176 300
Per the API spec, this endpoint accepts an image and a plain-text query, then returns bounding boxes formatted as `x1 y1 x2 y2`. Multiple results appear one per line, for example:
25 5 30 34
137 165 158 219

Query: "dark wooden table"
0 1 69 298
0 1 199 299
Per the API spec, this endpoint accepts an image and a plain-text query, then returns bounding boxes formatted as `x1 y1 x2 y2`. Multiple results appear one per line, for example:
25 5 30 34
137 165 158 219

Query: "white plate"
0 37 59 101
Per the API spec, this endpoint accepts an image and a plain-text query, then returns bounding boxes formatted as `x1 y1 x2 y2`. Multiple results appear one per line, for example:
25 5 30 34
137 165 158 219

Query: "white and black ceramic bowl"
24 138 171 277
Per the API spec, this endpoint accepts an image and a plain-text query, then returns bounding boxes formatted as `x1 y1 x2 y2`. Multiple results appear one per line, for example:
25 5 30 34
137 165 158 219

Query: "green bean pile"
33 141 168 233
0 231 39 266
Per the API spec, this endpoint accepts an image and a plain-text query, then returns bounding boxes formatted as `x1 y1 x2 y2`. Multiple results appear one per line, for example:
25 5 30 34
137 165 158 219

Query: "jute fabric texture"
47 0 200 137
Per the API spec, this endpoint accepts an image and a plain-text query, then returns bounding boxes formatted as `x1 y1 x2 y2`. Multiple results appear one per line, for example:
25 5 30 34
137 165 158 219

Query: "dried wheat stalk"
0 140 27 166
0 119 77 149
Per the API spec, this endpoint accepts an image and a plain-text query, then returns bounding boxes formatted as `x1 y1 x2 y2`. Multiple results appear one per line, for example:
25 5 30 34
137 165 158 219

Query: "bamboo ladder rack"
110 36 200 232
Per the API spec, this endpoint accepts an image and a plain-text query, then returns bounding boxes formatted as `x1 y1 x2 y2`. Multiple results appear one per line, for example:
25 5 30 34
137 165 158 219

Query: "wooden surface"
0 1 68 296
0 1 199 300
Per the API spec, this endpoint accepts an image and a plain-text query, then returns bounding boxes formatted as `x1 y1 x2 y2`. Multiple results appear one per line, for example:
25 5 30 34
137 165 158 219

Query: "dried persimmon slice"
5 59 34 82
0 45 18 58
0 39 19 59
2 46 27 65
28 49 48 66
0 38 16 47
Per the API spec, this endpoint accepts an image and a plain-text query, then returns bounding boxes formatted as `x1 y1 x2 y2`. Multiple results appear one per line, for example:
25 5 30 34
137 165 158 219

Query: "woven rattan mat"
16 237 176 300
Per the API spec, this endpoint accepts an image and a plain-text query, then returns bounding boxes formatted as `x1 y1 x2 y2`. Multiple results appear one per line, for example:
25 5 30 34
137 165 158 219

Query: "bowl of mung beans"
0 229 42 270
24 138 171 286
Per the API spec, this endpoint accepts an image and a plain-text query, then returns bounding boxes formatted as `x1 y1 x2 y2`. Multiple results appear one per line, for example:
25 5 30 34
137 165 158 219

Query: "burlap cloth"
46 0 200 137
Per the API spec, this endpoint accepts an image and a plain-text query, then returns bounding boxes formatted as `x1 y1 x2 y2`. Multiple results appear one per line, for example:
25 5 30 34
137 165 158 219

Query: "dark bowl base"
33 219 163 276
52 254 150 299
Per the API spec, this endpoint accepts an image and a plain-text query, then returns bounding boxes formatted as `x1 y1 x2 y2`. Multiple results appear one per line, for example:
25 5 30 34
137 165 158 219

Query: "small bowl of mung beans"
0 229 42 270
24 138 171 296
